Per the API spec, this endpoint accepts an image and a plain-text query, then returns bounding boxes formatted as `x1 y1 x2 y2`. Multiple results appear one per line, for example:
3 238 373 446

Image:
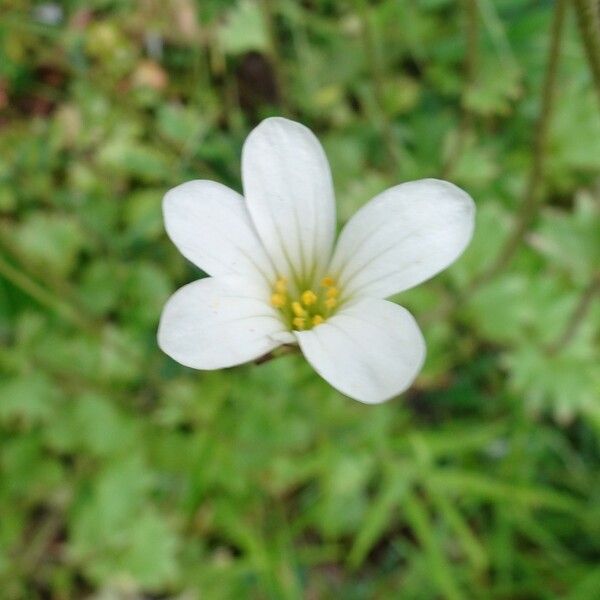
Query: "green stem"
404 491 464 600
355 0 401 172
463 0 479 110
254 344 300 365
0 250 142 367
472 0 566 287
476 0 519 71
0 252 84 327
546 273 600 355
442 0 479 177
207 24 236 130
572 0 600 105
423 1 566 326
261 0 290 113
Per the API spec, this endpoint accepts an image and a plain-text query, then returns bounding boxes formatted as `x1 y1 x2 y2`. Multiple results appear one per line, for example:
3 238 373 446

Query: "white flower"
158 117 475 404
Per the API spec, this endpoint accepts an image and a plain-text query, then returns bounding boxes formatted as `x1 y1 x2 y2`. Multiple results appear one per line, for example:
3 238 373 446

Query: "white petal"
242 117 336 285
158 278 286 369
330 179 475 299
163 180 275 290
295 299 426 404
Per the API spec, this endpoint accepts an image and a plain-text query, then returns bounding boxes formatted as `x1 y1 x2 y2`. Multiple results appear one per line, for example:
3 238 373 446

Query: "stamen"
293 317 306 330
274 277 288 293
271 293 286 308
292 301 307 317
271 274 340 330
301 290 317 306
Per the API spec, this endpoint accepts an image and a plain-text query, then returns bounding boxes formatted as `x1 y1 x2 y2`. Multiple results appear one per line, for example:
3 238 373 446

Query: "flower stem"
423 1 566 327
442 0 479 178
546 273 600 355
0 252 84 328
261 0 290 113
471 0 566 287
354 0 402 172
464 0 479 103
254 344 300 365
0 248 142 368
572 0 600 106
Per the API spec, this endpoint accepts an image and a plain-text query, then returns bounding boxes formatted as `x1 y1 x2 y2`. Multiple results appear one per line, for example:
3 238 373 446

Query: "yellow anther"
271 274 338 329
292 317 306 330
292 301 306 317
271 293 286 308
301 290 318 306
274 277 288 293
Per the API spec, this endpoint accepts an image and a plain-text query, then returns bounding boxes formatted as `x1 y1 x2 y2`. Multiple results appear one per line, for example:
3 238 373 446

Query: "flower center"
270 275 340 330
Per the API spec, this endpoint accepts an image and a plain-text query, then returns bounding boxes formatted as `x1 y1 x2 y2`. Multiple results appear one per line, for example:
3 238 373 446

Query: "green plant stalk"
254 344 300 365
572 0 600 106
206 23 238 131
477 0 519 71
442 0 479 178
473 0 566 286
354 0 402 172
0 250 143 368
0 223 82 311
0 252 83 327
463 0 479 118
403 490 464 600
546 273 600 355
261 0 290 113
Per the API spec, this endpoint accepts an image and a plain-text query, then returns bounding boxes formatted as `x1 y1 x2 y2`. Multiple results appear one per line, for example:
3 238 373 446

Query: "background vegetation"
1 0 599 598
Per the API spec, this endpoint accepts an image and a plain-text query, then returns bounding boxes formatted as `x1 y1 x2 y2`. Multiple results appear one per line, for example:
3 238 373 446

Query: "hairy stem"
254 344 300 365
0 248 143 367
355 0 402 172
464 0 479 105
572 0 600 105
261 0 290 112
546 274 600 355
0 252 84 327
442 0 479 177
472 0 566 286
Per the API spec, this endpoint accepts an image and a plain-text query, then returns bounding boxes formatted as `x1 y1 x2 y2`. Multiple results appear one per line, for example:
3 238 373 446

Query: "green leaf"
506 332 600 426
70 457 179 589
403 490 464 600
348 466 409 568
465 58 522 117
157 104 207 146
97 138 173 183
530 193 600 283
14 213 87 277
46 393 135 457
0 374 58 427
219 0 269 56
430 470 585 515
123 189 163 244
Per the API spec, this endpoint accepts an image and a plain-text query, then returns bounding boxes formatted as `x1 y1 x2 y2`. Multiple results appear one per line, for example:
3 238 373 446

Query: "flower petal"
330 179 475 299
242 117 336 285
295 299 426 404
158 278 288 369
163 180 275 289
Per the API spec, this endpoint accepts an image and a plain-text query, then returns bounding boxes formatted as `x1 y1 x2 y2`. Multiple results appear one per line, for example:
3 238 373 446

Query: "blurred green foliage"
0 0 599 598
